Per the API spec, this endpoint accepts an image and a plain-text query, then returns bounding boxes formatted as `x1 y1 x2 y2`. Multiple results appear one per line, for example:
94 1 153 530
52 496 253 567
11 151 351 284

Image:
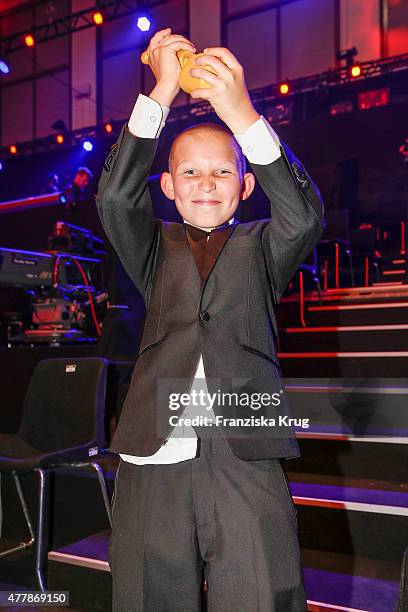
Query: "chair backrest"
18 357 108 455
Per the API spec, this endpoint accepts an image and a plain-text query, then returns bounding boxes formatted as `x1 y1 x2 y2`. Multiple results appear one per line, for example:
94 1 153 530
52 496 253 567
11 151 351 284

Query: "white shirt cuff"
234 116 281 165
128 93 170 139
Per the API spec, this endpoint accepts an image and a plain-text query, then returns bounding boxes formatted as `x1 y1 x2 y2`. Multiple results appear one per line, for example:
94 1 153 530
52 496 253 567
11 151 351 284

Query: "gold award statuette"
140 49 217 94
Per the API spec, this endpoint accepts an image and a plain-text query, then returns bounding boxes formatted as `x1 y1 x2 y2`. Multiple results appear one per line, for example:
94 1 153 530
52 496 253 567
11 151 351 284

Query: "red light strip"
308 302 408 311
278 351 408 358
285 323 408 332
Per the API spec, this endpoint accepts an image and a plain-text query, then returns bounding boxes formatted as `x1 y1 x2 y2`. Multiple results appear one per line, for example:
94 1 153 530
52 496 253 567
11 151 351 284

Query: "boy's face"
160 131 255 229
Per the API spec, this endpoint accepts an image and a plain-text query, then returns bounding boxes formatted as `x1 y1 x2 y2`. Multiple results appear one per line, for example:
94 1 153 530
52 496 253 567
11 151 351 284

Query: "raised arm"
95 28 196 301
233 115 325 305
188 45 325 304
95 126 160 301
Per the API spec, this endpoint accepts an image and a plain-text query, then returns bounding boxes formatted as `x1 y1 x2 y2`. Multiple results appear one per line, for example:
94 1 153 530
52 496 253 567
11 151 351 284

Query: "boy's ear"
240 172 255 201
160 172 175 201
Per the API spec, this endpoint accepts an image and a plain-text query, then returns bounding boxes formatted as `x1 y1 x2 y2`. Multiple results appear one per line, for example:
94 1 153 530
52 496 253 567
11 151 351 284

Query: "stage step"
302 549 400 612
278 352 408 376
46 530 402 612
48 531 111 611
280 324 408 352
285 379 408 441
304 301 408 327
291 436 408 482
287 474 408 562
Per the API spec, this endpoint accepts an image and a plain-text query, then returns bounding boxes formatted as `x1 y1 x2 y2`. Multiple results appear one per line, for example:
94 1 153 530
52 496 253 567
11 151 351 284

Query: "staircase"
276 282 408 611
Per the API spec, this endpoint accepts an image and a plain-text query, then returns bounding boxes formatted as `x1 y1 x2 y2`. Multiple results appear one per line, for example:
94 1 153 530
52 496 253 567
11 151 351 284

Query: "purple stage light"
0 60 10 75
137 16 151 32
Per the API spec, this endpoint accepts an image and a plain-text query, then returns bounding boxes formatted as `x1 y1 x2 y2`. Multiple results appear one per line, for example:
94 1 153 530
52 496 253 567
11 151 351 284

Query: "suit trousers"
109 424 307 612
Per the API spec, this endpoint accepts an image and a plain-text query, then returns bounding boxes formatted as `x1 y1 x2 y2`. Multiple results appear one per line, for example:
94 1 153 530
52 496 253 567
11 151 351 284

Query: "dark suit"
97 122 325 611
96 125 325 460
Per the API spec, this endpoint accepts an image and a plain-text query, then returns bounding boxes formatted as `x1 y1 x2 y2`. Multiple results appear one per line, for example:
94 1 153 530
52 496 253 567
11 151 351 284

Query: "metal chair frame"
0 461 112 591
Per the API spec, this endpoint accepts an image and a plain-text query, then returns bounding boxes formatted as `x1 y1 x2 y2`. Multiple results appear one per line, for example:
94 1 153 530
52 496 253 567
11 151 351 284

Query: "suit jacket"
96 124 325 460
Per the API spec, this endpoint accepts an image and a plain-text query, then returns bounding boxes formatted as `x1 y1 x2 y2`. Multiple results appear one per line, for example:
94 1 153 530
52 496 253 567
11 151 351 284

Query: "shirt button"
150 115 157 123
247 145 254 153
200 311 210 322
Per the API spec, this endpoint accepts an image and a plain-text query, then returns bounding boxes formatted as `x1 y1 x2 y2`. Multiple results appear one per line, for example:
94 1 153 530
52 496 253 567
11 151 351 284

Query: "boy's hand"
147 28 196 107
189 47 259 134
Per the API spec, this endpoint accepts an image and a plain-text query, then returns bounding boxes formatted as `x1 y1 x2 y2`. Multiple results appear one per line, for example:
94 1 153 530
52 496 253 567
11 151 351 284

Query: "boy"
96 27 324 612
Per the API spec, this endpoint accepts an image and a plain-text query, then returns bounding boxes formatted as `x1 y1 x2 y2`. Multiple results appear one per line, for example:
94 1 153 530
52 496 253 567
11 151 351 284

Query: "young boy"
96 27 324 612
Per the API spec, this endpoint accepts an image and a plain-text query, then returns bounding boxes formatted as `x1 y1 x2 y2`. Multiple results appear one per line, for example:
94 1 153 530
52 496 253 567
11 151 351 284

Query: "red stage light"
330 101 353 116
358 87 390 111
24 34 35 47
350 65 361 78
104 123 113 133
279 82 290 95
56 134 64 144
93 12 104 25
10 145 17 154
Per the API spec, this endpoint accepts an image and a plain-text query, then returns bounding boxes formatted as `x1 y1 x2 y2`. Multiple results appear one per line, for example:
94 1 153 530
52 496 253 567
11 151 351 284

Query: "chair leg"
35 469 49 592
0 473 35 559
89 462 113 527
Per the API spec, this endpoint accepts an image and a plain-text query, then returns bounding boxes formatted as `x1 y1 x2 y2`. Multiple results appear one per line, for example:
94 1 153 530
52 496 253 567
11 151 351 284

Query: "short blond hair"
168 123 246 177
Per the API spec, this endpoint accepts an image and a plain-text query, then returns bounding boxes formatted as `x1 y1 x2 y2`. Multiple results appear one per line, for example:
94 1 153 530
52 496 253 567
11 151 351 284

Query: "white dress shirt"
119 93 281 465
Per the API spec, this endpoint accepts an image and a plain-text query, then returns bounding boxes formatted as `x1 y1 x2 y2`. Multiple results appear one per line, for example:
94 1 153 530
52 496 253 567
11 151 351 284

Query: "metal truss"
0 0 165 56
1 53 407 159
248 52 408 106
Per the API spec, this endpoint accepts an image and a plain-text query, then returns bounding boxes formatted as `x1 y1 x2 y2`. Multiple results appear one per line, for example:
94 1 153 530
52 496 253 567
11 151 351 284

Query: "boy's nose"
198 176 216 192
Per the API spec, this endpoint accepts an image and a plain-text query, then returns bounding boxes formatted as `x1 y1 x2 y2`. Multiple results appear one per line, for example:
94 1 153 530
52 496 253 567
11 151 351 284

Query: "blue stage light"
137 16 151 32
0 60 10 75
83 140 93 152
0 161 3 171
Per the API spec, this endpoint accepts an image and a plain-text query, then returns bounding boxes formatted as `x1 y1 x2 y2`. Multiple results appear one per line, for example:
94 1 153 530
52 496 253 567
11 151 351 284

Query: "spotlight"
137 16 151 32
83 140 93 152
24 34 35 47
0 59 10 75
279 82 290 95
93 12 104 26
104 122 113 134
350 64 361 78
0 161 3 171
10 145 17 155
56 134 65 144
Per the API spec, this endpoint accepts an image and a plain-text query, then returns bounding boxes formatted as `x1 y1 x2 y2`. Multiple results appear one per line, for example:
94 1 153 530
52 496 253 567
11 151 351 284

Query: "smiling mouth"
192 200 221 206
